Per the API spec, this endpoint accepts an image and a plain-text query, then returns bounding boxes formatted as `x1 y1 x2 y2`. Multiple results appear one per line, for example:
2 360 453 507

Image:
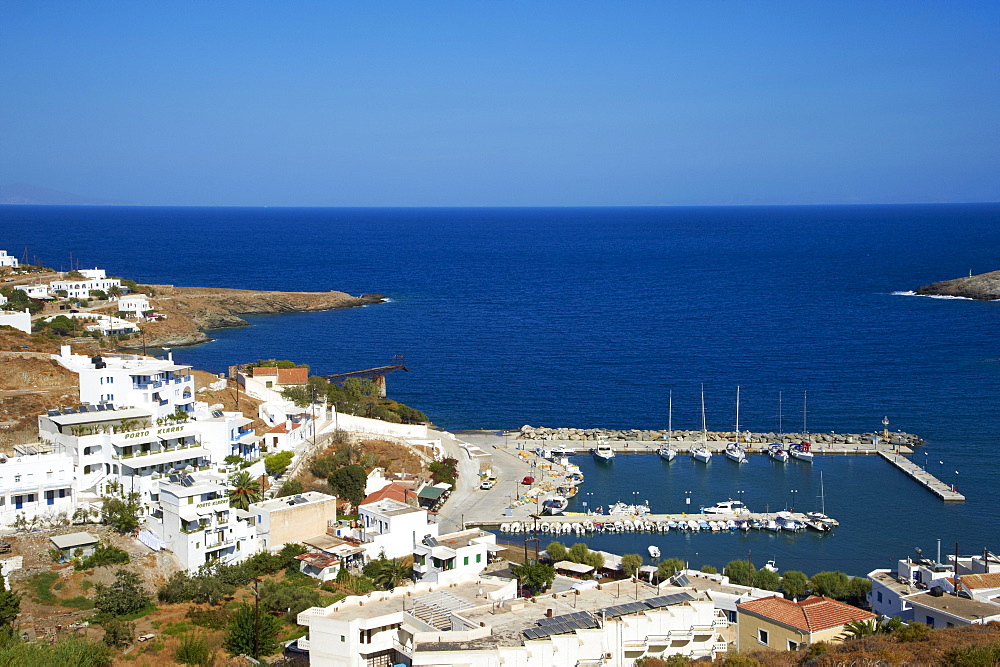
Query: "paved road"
436 430 560 530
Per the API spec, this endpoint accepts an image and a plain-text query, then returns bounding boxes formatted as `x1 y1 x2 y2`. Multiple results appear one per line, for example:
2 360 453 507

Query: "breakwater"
514 425 922 448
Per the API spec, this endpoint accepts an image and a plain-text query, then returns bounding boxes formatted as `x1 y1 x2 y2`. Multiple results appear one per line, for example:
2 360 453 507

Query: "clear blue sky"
2 2 998 206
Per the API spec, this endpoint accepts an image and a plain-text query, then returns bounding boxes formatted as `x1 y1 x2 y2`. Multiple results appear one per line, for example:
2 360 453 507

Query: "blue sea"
3 204 999 575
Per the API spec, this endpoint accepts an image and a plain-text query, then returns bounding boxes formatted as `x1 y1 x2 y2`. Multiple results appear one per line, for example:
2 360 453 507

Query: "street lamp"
737 490 745 507
685 490 692 507
789 489 798 511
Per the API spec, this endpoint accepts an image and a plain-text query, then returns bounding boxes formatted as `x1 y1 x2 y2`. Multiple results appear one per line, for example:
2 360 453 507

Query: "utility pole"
252 577 261 658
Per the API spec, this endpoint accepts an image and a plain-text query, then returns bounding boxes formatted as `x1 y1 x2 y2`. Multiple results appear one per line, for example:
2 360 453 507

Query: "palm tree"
838 619 882 641
228 471 261 510
367 556 413 590
107 284 122 299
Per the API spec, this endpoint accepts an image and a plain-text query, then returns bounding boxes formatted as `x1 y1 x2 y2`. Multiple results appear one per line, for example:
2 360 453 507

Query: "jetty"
879 451 965 502
471 511 833 535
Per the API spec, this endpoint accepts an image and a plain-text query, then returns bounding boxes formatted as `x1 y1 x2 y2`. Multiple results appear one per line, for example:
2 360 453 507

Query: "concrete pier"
879 451 965 502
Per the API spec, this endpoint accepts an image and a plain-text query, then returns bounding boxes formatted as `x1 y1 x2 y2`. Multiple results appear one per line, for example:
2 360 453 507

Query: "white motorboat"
763 559 778 573
542 495 568 515
687 519 700 531
702 499 751 515
790 442 814 462
725 443 748 464
550 446 576 457
769 444 789 463
593 443 615 461
648 545 660 559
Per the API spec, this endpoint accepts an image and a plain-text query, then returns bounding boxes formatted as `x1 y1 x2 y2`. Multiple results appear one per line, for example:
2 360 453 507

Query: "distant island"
916 269 1000 301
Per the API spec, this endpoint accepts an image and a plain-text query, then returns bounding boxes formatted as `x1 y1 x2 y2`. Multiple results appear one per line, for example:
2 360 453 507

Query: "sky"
2 2 999 207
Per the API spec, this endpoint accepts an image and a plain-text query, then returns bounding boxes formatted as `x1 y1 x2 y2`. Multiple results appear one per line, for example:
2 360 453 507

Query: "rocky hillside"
916 269 1000 300
119 284 384 348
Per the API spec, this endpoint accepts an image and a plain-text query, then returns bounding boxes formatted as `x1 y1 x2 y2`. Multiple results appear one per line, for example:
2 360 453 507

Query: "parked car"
480 477 496 490
522 476 535 485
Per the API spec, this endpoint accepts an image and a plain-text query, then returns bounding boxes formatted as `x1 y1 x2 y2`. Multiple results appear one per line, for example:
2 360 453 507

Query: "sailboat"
658 391 676 462
690 386 712 463
725 386 748 464
806 472 838 530
789 391 814 462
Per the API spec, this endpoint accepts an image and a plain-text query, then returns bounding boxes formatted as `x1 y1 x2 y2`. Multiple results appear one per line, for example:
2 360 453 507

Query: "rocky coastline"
916 269 1000 300
515 425 923 447
117 285 385 348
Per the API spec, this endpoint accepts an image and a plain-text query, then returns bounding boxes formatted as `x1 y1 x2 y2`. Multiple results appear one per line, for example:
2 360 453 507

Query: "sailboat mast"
803 390 808 435
701 385 707 447
735 386 740 444
668 390 673 441
778 391 783 436
820 471 826 515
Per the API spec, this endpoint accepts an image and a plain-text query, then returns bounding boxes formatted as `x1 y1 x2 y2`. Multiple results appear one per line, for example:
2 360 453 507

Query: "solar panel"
212 410 224 418
644 592 696 609
96 404 107 411
168 474 180 483
601 601 647 618
673 574 691 587
181 476 194 487
424 536 440 547
47 410 59 416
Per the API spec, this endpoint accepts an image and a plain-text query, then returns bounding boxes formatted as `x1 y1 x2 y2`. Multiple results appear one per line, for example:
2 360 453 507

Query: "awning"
554 560 595 575
418 486 447 500
231 416 253 427
157 429 201 442
486 544 508 553
123 446 210 469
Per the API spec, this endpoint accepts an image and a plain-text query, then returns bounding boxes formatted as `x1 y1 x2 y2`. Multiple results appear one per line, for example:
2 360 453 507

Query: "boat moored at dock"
592 443 615 461
725 442 747 464
769 444 789 463
790 442 814 462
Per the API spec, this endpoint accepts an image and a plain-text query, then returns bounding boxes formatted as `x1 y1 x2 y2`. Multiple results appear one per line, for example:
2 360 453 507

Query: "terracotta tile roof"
361 482 417 506
265 422 301 434
959 573 1000 590
252 366 278 376
276 368 308 385
737 595 875 633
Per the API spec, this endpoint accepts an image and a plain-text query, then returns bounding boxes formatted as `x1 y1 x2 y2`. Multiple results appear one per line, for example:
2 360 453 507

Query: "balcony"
205 538 234 551
391 639 413 657
158 399 169 406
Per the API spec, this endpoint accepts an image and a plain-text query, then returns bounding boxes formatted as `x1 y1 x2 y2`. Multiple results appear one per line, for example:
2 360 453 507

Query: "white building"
78 268 106 280
0 445 76 526
355 498 439 560
868 556 958 620
0 310 31 334
116 294 152 318
298 575 729 667
45 313 138 336
157 473 258 572
55 345 196 420
261 414 314 453
413 528 500 583
906 590 1000 628
50 276 121 300
21 284 50 299
666 570 773 623
0 251 18 268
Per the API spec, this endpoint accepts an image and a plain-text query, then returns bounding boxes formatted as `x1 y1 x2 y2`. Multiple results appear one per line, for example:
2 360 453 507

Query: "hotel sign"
123 425 187 440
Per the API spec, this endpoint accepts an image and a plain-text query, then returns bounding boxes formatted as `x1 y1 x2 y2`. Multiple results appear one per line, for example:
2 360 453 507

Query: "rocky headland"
515 425 923 447
916 269 1000 300
118 285 384 348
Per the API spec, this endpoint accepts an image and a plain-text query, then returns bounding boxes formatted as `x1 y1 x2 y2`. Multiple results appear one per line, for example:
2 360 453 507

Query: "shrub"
276 479 304 498
174 633 213 666
100 617 135 646
74 542 129 570
264 450 294 477
894 622 932 642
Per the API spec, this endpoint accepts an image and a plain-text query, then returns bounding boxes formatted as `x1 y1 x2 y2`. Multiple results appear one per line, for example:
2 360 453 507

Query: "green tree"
512 562 555 595
583 551 604 570
780 570 809 600
276 479 304 497
567 543 591 564
752 568 780 591
107 285 122 299
546 541 567 562
175 633 213 666
99 492 142 533
327 464 367 506
846 575 872 607
894 622 931 642
228 471 262 510
223 601 282 659
89 289 108 300
264 450 294 477
838 619 881 640
100 617 135 646
260 580 321 622
362 556 413 591
66 270 85 279
94 569 151 617
622 554 643 578
0 288 43 314
657 558 685 579
810 571 850 599
0 577 21 627
724 560 756 587
700 565 718 574
0 627 113 665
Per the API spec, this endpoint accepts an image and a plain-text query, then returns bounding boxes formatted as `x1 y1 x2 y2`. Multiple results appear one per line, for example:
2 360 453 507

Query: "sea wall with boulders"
514 425 923 447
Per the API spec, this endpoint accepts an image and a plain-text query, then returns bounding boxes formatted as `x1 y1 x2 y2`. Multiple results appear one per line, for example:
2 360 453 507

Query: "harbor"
879 451 965 502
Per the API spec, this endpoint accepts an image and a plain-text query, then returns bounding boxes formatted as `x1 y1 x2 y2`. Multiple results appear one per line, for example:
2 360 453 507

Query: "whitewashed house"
21 284 50 299
0 251 18 268
868 555 959 620
51 275 121 300
45 313 138 336
355 498 438 560
413 528 500 583
116 294 152 318
0 310 31 334
0 445 76 526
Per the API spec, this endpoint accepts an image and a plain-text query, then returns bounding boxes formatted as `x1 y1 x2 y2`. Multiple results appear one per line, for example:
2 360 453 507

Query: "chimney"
546 608 553 618
61 344 71 358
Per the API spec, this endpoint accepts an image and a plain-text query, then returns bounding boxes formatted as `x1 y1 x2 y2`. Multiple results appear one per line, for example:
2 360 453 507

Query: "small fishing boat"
648 545 661 559
541 495 568 515
698 520 711 531
687 519 700 531
763 559 779 573
769 444 789 463
593 443 615 461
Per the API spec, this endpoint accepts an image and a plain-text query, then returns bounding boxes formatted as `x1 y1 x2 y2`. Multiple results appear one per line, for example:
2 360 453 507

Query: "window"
757 628 769 646
877 591 883 603
476 553 481 563
787 640 799 651
13 475 20 484
926 616 935 628
341 635 345 642
464 556 469 566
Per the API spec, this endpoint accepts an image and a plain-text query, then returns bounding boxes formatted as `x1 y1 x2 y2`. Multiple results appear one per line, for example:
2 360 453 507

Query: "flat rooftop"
870 569 920 596
253 492 336 512
421 581 703 651
907 591 1000 621
362 498 424 516
431 528 493 550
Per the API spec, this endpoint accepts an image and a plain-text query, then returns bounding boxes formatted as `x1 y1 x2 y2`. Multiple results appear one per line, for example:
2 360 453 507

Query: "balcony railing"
391 640 413 657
